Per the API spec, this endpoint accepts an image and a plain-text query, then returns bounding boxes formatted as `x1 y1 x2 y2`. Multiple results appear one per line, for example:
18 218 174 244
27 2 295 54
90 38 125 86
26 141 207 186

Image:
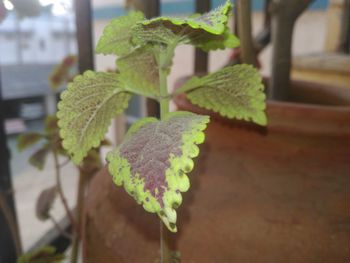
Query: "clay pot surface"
84 81 350 262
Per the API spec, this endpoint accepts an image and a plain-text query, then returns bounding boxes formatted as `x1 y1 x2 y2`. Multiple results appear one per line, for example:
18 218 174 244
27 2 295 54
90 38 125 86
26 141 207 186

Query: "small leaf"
133 1 237 52
142 0 232 35
29 145 50 170
178 64 267 125
131 23 181 47
17 132 44 151
191 26 240 52
57 71 132 164
17 246 65 263
36 186 57 221
49 55 77 90
117 46 160 98
107 111 209 232
96 11 145 56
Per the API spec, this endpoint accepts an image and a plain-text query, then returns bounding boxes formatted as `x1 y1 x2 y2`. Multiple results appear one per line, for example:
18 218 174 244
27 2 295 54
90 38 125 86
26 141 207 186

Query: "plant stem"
158 47 172 263
70 169 87 263
53 152 77 234
0 191 22 255
49 214 72 240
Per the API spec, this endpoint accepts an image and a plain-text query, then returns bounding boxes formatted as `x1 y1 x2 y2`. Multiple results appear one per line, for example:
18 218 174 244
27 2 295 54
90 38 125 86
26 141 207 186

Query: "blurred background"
1 0 349 262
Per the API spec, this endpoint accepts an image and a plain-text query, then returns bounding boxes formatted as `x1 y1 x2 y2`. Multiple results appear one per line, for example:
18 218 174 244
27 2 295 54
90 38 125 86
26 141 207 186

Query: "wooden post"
194 0 211 74
73 0 94 262
269 0 314 100
74 0 94 73
0 73 22 263
236 0 255 65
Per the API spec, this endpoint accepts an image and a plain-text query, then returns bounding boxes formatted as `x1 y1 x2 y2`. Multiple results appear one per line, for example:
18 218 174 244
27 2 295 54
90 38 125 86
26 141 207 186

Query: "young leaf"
142 0 232 35
36 186 57 221
117 46 160 98
96 11 145 56
133 1 238 52
29 145 50 170
107 111 209 232
177 64 267 125
17 246 65 263
17 132 44 152
57 71 132 164
191 26 240 52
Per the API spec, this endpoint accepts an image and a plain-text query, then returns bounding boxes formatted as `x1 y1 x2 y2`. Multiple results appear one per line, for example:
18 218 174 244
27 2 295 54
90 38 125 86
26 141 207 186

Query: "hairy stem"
53 152 77 234
0 191 22 255
158 47 172 263
70 169 87 263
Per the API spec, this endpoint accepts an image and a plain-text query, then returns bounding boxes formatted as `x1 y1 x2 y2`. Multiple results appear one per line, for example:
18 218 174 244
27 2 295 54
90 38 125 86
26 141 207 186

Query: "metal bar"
0 68 21 262
74 0 95 73
194 0 211 74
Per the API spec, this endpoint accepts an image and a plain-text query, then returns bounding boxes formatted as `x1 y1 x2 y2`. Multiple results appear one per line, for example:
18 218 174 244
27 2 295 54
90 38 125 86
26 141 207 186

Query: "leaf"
191 26 240 52
117 46 160 98
178 64 267 125
107 111 209 232
142 0 232 35
49 55 77 90
57 71 132 164
131 23 181 47
36 186 57 221
17 246 65 263
29 145 50 170
17 132 44 152
96 11 145 56
134 1 237 52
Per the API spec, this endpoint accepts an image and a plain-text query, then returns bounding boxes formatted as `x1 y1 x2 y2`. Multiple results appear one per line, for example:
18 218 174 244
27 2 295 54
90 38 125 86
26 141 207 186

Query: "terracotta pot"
84 80 350 262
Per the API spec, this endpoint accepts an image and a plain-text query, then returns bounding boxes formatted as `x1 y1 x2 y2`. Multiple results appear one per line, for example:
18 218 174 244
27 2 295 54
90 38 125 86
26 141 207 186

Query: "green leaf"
96 11 145 56
17 132 44 152
117 47 160 98
133 1 238 52
36 186 57 221
17 246 65 263
107 111 209 232
131 23 181 47
142 0 232 35
191 26 240 52
29 145 50 170
57 71 132 164
178 64 267 125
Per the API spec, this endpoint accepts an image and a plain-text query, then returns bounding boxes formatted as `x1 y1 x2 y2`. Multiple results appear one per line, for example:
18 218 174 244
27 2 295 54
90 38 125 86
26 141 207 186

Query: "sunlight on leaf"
107 111 209 232
17 246 65 263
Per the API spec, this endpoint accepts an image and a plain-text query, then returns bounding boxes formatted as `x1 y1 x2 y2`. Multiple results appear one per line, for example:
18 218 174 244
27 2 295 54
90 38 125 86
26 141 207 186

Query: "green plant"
57 0 266 261
17 56 106 263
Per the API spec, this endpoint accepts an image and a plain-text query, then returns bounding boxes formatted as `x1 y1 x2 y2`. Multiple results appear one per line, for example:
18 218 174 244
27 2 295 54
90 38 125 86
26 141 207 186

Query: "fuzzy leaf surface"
57 71 131 164
107 111 209 232
96 11 144 56
117 46 160 98
142 0 232 35
134 1 238 51
179 64 267 125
